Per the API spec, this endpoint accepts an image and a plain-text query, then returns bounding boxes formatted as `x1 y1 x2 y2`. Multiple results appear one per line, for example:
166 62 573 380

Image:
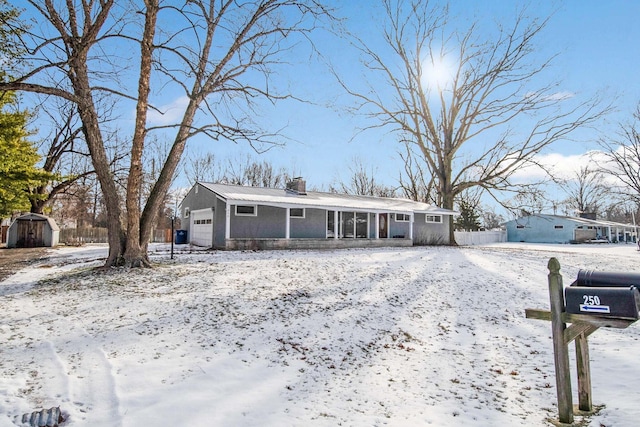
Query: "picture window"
426 215 442 223
290 208 305 218
396 213 410 222
236 205 257 216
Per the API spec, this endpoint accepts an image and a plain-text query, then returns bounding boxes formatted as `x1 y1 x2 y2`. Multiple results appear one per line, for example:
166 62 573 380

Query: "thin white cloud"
147 96 190 126
511 150 617 183
524 91 575 102
544 91 575 101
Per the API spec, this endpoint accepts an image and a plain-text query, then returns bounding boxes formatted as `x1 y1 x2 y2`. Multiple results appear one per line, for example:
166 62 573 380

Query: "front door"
379 213 388 238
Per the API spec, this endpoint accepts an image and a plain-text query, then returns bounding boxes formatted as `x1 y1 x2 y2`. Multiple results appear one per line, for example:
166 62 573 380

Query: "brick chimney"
579 212 597 220
286 177 307 195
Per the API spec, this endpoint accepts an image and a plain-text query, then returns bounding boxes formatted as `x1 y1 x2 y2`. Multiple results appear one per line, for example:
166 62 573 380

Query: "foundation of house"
224 238 413 251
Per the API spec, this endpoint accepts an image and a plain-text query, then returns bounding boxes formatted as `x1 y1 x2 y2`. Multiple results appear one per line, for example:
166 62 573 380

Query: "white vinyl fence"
454 230 507 246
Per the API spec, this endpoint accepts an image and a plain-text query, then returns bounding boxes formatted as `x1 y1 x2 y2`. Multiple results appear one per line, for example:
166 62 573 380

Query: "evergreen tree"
455 199 482 231
0 94 50 217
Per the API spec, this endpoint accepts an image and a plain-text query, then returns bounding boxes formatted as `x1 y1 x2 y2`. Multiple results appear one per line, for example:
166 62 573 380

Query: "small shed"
7 213 60 248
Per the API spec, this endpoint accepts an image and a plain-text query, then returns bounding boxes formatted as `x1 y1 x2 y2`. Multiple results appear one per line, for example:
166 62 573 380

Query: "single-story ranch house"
179 179 457 250
505 213 637 244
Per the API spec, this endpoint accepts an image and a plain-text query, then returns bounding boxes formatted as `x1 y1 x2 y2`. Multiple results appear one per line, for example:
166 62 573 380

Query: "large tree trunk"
71 59 125 266
81 115 125 266
441 186 457 245
123 0 158 268
30 191 47 214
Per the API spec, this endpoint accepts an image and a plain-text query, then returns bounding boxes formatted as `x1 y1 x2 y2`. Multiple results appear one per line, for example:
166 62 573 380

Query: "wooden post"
527 259 639 423
170 216 174 260
548 257 574 424
575 332 593 412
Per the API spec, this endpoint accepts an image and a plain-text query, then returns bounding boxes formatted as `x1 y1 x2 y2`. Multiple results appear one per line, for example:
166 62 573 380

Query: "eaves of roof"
198 182 458 215
516 213 636 229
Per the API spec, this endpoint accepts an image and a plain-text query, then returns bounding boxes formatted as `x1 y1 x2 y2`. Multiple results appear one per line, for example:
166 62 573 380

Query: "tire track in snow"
6 285 122 427
51 318 122 427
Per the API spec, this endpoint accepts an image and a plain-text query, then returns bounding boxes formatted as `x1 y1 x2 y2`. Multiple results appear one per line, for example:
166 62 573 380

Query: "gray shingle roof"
197 182 457 215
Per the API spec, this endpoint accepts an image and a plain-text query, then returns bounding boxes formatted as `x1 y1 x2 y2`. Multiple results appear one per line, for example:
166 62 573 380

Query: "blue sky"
19 0 640 211
175 0 640 205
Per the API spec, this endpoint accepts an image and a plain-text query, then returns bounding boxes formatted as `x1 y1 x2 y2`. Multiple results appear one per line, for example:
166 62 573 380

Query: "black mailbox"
565 270 640 320
565 286 640 319
577 269 640 288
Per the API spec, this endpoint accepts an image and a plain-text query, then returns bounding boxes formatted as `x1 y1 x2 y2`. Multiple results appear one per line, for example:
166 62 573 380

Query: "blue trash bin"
175 230 188 244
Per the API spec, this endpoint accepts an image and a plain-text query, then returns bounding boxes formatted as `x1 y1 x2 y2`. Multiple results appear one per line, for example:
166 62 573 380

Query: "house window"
235 205 257 216
290 208 305 218
426 215 442 223
327 210 336 237
554 225 564 229
396 213 410 222
356 212 368 238
183 207 190 218
194 219 212 225
342 211 355 238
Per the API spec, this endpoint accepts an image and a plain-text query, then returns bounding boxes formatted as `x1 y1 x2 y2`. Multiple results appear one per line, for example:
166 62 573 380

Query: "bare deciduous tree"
558 165 608 216
3 0 333 266
480 206 505 230
183 150 223 184
598 104 640 206
336 0 608 243
398 142 437 204
29 99 91 214
184 151 295 188
332 158 397 197
223 154 292 188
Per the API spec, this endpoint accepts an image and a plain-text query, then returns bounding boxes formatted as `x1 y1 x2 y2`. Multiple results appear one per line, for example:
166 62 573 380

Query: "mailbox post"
526 259 639 425
547 258 574 424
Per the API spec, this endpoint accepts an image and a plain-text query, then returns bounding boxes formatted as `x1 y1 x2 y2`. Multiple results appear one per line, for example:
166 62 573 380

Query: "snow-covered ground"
1 242 640 426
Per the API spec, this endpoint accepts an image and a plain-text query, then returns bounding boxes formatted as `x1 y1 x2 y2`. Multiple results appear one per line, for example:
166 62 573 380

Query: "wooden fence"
59 228 172 245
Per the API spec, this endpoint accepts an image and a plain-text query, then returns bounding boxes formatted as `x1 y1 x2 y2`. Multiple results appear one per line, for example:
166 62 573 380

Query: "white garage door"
190 208 214 247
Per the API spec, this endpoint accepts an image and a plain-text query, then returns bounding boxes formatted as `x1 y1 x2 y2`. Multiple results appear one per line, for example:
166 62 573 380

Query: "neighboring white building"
505 214 637 244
